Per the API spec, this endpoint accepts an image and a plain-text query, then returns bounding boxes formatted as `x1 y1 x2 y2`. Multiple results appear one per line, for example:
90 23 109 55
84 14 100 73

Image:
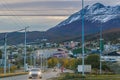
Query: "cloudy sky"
0 0 119 33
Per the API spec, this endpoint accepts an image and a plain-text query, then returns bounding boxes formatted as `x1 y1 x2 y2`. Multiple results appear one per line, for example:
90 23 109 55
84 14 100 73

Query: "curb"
0 72 28 78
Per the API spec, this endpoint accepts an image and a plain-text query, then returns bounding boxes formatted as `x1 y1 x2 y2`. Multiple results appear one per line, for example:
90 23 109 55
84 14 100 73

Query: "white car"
28 68 42 79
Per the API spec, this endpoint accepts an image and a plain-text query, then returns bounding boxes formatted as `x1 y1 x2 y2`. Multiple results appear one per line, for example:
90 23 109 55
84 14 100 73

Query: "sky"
0 0 119 33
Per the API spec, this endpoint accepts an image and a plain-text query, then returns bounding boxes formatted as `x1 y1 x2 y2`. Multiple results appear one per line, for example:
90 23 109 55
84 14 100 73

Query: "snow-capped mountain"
47 3 120 39
56 3 120 27
0 3 119 44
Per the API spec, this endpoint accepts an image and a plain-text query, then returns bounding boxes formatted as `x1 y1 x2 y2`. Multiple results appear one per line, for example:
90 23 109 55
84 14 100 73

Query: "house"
101 51 120 62
53 49 68 58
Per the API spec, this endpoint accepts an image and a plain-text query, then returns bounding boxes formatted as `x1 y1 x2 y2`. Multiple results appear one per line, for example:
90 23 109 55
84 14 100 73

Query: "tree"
48 58 58 68
85 54 110 71
85 54 100 69
61 58 69 68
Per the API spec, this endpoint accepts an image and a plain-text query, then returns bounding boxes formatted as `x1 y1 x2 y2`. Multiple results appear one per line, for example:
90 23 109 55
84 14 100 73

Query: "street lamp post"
2 28 29 73
41 53 43 70
81 0 85 76
4 33 7 74
34 54 36 67
46 51 48 70
30 54 33 66
24 26 29 71
24 27 27 71
100 26 103 74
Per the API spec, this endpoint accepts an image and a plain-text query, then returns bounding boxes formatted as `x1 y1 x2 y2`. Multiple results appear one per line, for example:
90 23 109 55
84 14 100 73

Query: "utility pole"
34 54 36 67
82 0 85 76
4 33 7 74
100 26 103 74
24 27 29 71
46 50 48 70
41 52 43 70
30 54 33 66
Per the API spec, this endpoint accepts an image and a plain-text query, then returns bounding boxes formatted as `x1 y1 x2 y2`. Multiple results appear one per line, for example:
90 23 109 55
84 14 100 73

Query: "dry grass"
48 73 120 80
0 72 28 78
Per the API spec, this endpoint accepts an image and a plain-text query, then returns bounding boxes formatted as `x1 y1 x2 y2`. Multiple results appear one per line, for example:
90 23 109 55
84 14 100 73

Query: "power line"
0 8 79 11
0 2 23 28
1 0 28 27
0 14 119 16
0 28 27 42
0 14 70 16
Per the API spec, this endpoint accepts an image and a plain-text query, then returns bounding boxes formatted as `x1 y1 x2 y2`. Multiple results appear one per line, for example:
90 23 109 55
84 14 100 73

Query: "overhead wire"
0 1 23 28
0 28 26 43
0 0 30 46
0 0 119 16
1 0 29 27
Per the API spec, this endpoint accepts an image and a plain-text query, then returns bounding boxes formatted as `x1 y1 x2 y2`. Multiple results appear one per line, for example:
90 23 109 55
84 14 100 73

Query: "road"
0 69 60 80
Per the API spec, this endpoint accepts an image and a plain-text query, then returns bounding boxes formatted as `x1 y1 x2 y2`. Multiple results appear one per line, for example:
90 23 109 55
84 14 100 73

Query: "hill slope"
47 3 120 41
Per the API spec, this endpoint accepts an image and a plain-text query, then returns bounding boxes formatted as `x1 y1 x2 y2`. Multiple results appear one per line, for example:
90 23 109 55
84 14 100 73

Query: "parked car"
28 68 42 79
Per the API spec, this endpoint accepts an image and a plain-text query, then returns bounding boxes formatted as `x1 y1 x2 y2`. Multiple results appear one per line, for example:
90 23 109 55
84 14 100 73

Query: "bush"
0 72 28 78
63 73 86 79
0 66 17 73
0 67 4 73
10 66 17 72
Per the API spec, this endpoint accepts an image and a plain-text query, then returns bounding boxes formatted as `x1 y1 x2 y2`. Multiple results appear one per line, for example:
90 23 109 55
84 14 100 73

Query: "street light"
30 54 33 66
81 0 85 76
24 26 29 71
3 28 29 73
100 26 103 74
34 54 36 67
41 52 43 70
4 33 7 74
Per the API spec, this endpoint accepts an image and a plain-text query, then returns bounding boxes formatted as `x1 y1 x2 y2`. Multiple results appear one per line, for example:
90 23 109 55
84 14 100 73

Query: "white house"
101 51 120 62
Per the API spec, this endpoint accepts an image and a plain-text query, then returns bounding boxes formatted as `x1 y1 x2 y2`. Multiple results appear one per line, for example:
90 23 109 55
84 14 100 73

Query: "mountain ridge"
0 3 120 44
47 3 120 38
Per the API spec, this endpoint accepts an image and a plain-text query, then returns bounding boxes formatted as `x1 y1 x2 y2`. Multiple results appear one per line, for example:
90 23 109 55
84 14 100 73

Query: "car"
28 68 42 79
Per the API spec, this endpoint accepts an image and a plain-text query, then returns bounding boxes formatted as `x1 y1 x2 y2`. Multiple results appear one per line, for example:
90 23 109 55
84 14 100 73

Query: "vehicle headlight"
38 72 41 75
29 72 32 75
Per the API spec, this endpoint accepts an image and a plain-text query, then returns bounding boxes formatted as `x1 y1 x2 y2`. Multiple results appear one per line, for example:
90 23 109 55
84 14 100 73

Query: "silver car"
28 68 42 79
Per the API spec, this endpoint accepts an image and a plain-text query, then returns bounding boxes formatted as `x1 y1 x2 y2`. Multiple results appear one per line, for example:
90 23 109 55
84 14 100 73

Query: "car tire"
39 77 42 79
29 77 32 79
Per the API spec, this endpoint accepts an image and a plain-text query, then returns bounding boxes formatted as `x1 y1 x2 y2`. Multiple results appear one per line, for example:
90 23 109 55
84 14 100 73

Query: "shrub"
10 66 17 72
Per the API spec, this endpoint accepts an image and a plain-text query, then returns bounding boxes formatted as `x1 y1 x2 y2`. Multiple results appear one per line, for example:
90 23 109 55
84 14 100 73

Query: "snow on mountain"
56 3 120 27
46 3 120 42
57 13 81 27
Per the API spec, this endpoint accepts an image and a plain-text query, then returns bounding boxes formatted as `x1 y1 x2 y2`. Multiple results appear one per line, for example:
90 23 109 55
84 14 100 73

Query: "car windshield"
31 69 40 71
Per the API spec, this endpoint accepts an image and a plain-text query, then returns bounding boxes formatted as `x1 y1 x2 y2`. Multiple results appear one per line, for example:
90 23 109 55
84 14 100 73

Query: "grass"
48 73 120 80
0 72 28 78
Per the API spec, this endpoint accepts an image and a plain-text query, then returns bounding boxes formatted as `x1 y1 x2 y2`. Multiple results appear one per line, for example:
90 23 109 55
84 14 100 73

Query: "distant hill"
0 31 45 45
0 28 119 45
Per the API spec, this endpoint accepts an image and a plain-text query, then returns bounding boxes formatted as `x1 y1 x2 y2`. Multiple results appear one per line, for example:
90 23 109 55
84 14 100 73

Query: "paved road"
0 69 60 80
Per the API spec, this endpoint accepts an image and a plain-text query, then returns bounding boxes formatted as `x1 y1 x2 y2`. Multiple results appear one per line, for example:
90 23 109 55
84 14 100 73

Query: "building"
53 48 68 58
101 51 120 62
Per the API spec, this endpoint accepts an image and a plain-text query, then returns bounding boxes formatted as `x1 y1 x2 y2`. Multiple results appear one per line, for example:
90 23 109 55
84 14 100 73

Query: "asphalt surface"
0 69 60 80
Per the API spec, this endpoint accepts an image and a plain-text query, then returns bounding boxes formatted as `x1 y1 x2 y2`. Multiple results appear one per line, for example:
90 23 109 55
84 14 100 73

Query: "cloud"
0 16 68 32
0 0 81 9
0 0 119 32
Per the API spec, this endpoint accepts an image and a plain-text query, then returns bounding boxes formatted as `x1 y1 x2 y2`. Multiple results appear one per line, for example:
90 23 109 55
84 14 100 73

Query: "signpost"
78 65 91 73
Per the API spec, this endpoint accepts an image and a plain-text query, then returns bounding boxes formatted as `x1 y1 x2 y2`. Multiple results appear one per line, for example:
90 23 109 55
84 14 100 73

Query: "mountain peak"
51 3 120 28
92 3 105 8
91 3 105 11
47 3 120 41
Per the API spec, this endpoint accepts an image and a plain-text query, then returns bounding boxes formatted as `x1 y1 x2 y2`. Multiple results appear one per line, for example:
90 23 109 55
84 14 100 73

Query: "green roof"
72 48 89 54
